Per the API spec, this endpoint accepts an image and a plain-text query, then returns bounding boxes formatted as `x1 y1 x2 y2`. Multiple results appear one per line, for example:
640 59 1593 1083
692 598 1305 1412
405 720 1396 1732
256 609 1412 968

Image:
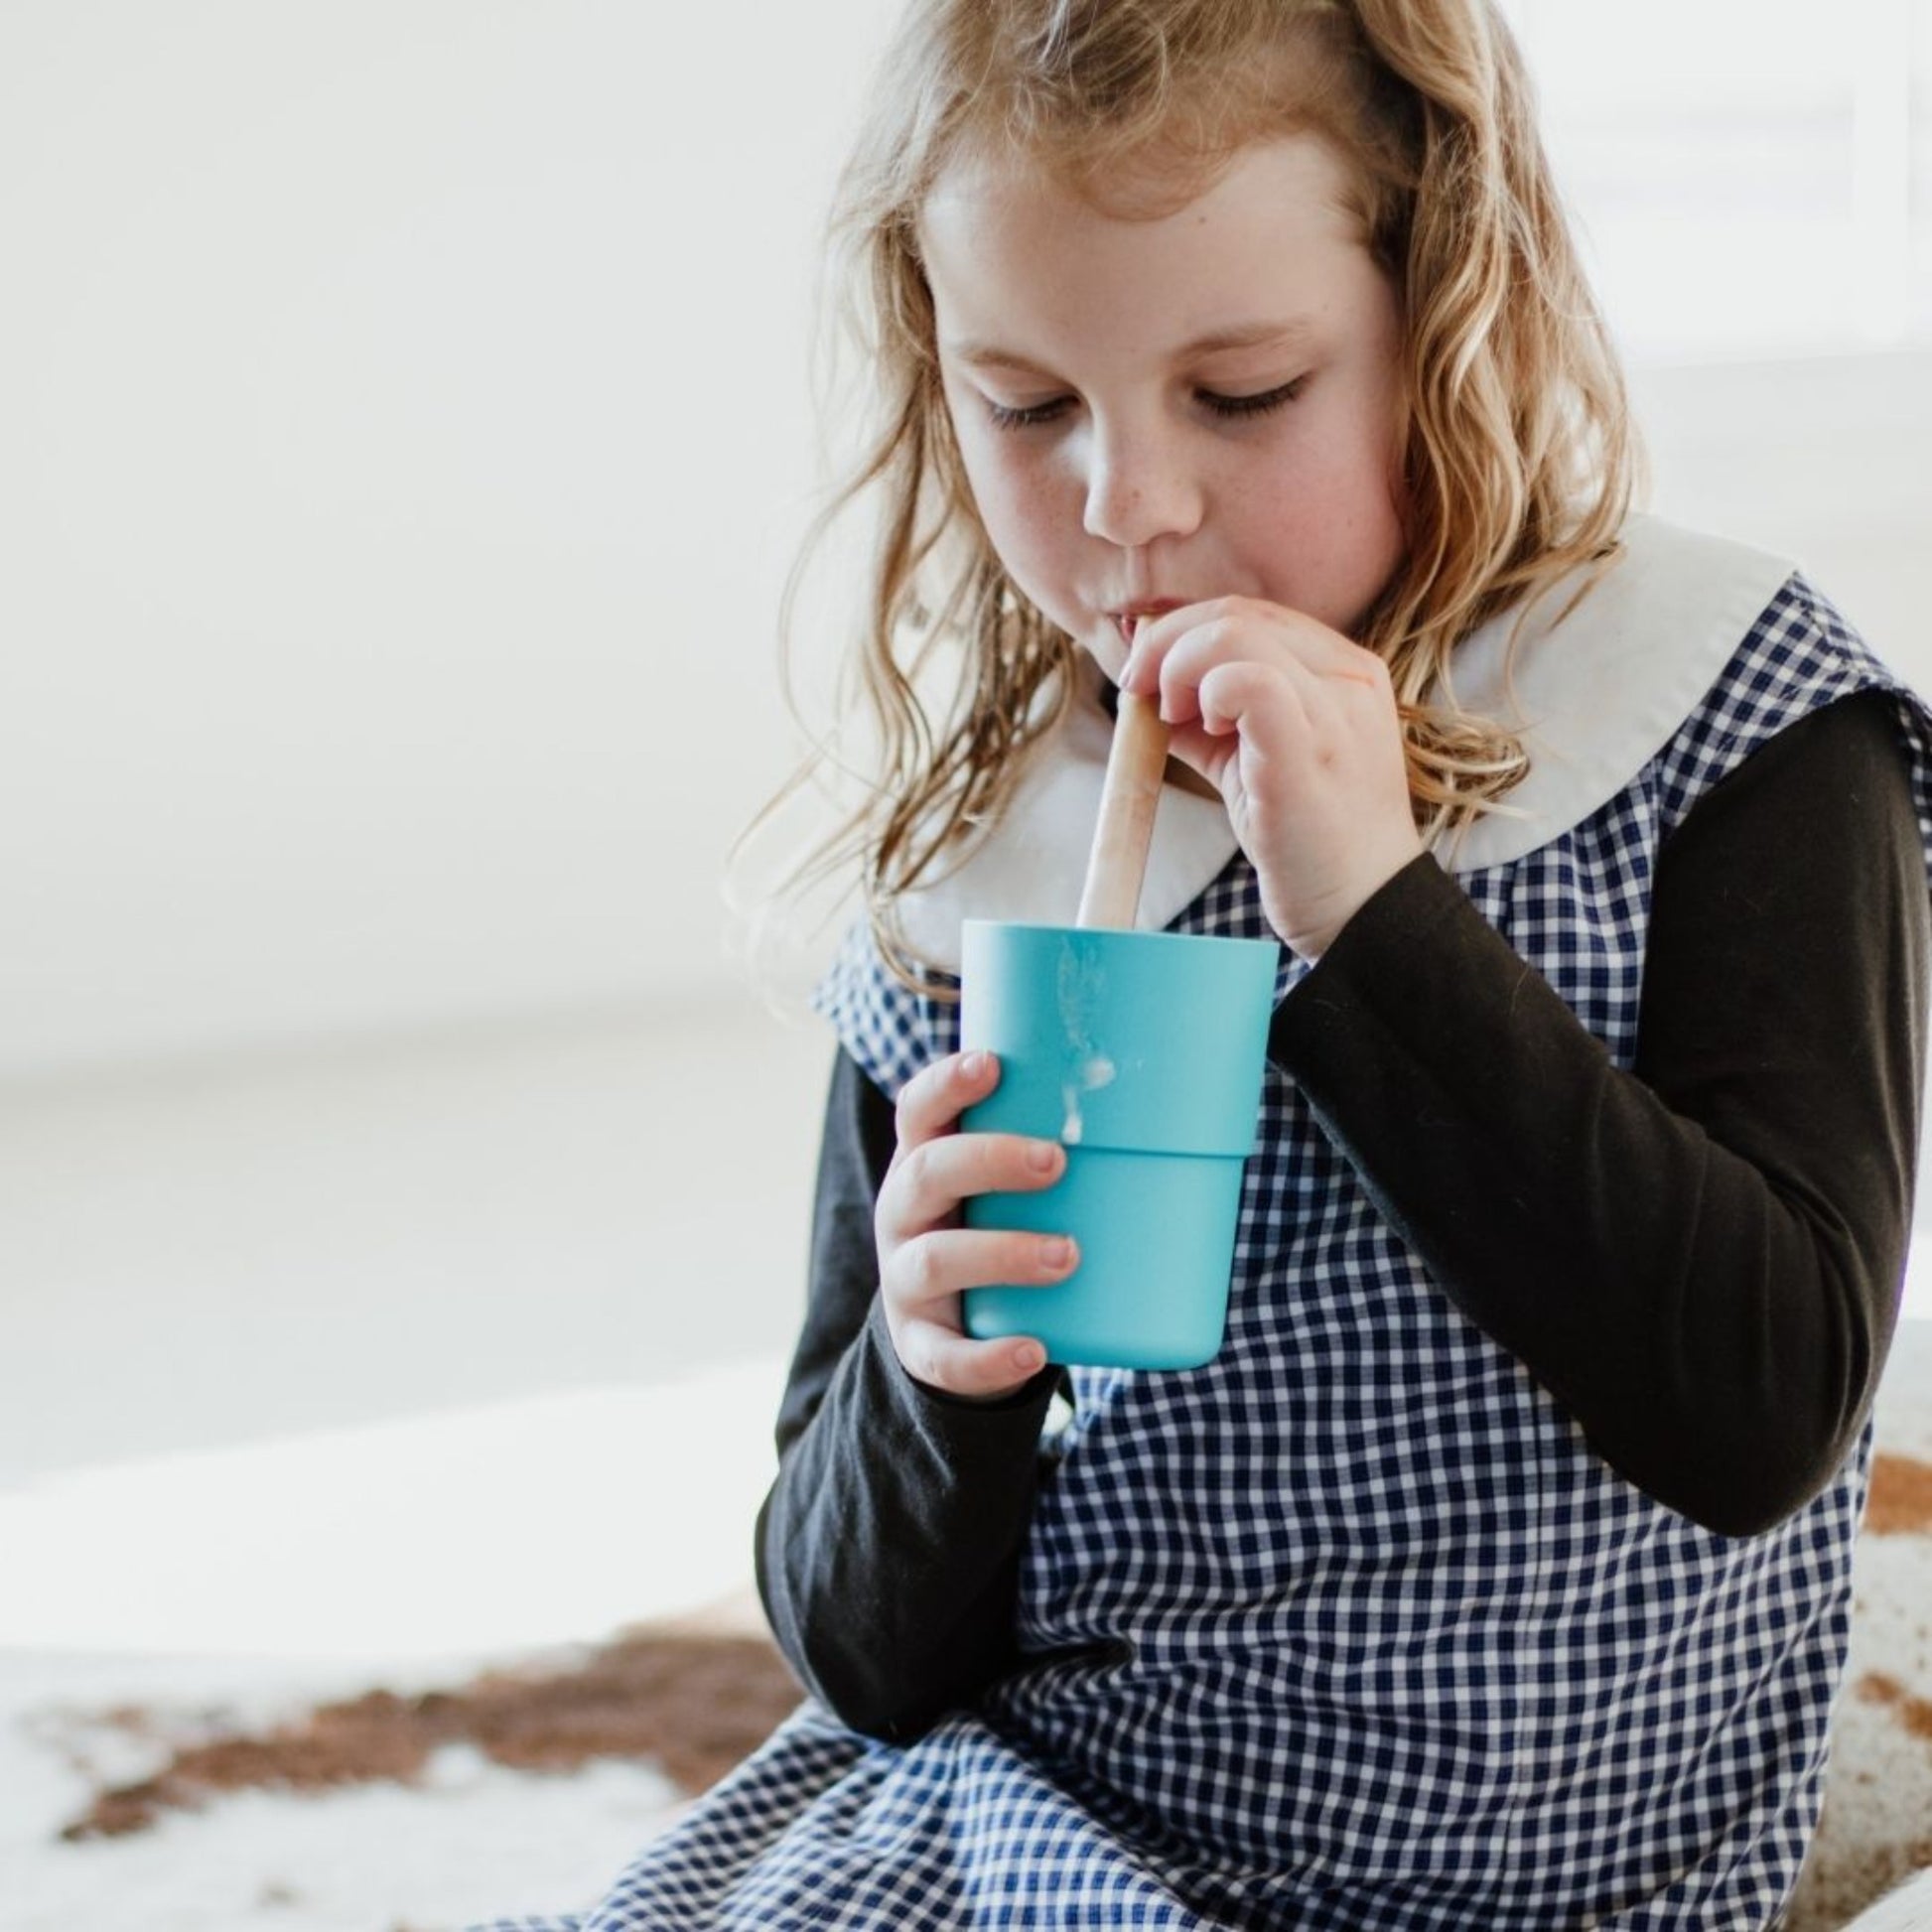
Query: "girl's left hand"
1121 598 1423 960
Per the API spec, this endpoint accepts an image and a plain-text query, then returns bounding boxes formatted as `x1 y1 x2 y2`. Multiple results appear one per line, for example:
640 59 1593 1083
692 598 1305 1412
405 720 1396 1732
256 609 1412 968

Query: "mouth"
1106 599 1186 649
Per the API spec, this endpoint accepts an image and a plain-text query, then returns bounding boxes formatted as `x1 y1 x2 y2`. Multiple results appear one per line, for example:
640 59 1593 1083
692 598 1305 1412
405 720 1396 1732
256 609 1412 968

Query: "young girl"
480 1 1932 1926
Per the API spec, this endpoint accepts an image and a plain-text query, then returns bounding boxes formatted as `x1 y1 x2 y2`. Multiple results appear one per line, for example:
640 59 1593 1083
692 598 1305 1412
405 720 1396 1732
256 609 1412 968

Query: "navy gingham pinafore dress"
475 575 1932 1930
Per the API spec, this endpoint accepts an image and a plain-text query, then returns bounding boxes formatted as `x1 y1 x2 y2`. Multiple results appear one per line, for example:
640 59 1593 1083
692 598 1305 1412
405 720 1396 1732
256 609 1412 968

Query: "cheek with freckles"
958 444 1087 630
1232 434 1408 634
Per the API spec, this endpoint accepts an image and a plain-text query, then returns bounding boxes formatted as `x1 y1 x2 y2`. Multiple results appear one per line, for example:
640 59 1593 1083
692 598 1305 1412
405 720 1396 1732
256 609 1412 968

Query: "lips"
1107 598 1186 648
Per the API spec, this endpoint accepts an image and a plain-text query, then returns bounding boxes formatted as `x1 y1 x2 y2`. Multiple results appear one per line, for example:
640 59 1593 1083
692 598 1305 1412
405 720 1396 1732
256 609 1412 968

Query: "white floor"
0 1005 830 1644
0 997 831 1487
2 995 844 1655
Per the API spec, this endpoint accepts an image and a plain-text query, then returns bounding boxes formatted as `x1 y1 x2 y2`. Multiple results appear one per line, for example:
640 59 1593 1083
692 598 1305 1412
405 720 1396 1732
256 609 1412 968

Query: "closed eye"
983 378 1307 432
1199 377 1306 418
985 395 1074 430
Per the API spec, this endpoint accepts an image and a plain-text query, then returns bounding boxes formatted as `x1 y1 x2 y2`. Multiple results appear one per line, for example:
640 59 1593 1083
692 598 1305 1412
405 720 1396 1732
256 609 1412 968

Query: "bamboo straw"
1075 687 1173 929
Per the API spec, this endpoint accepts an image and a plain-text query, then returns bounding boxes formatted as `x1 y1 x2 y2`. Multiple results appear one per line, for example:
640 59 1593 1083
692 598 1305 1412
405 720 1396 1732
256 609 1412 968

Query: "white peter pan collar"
894 516 1799 972
1439 515 1797 873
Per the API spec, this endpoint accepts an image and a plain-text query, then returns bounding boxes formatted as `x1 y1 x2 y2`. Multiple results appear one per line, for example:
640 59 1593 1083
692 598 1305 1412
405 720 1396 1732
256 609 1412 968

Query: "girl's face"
919 134 1409 675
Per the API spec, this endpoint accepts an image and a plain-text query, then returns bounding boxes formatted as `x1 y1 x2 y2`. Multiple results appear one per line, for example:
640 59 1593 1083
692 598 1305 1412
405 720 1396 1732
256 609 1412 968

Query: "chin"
1086 642 1130 688
1045 621 1117 681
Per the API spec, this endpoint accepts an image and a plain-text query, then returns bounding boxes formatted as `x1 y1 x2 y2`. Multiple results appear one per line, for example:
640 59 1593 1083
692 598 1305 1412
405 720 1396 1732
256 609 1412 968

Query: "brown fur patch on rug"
1865 1451 1932 1537
1858 1669 1932 1745
60 1625 802 1842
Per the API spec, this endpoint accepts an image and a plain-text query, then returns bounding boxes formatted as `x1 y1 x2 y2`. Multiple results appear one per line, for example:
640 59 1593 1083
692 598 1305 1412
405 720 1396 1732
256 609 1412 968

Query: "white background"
1 1 896 1077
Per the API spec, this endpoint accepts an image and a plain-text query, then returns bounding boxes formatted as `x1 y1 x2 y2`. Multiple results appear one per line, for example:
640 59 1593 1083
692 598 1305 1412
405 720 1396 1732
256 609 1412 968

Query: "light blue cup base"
963 1147 1246 1370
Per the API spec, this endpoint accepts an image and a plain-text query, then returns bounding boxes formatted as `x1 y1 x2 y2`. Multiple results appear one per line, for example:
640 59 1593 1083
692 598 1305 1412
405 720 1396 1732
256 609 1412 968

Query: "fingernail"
1015 1342 1046 1374
1029 1141 1061 1173
1041 1237 1074 1270
963 1050 989 1078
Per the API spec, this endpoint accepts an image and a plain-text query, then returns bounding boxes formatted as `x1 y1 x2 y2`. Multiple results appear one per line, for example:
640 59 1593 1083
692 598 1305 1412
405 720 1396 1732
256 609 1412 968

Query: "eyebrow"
946 318 1317 375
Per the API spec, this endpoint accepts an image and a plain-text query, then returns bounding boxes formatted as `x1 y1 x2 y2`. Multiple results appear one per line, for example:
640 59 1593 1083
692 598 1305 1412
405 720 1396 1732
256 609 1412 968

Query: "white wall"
0 2 896 1080
4 4 1928 1082
1633 350 1932 688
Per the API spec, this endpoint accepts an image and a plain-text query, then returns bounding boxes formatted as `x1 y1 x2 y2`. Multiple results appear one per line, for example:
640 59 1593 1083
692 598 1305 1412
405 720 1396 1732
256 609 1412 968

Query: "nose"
1080 419 1203 550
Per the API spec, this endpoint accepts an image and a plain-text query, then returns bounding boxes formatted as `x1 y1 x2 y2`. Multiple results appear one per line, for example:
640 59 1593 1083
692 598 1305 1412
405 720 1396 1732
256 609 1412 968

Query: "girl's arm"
1271 686 1928 1536
754 1051 1060 1740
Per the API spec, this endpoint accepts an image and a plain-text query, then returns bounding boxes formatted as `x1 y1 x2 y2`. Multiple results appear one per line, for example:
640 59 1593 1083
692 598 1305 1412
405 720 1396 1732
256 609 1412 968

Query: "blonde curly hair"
757 0 1640 992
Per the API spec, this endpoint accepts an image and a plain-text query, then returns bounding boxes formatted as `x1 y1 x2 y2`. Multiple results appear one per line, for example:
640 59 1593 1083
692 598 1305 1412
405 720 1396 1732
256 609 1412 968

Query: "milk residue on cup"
1060 1055 1117 1144
1056 941 1118 1145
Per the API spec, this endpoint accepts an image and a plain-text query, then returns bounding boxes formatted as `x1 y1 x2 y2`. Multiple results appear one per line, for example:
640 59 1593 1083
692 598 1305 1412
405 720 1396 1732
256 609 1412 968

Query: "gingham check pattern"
471 577 1932 1931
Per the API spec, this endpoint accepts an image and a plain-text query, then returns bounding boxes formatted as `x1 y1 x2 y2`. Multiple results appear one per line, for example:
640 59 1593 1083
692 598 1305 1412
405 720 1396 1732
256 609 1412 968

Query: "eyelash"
984 378 1306 432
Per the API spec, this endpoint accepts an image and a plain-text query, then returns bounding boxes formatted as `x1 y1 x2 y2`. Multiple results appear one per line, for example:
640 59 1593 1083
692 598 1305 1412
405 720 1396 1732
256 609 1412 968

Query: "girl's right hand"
875 1049 1077 1401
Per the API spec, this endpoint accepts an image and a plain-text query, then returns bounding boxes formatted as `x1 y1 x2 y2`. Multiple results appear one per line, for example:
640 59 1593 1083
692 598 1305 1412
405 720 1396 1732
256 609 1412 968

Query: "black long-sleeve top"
755 687 1930 1743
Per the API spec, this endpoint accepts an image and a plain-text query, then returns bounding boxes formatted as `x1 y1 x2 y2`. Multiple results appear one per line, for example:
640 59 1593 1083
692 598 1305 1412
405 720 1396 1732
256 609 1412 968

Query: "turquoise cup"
959 920 1280 1370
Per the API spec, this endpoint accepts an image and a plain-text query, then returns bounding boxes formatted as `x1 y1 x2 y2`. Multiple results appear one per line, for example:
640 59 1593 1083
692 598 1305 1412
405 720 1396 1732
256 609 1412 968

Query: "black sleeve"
1270 687 1929 1536
753 1050 1059 1741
